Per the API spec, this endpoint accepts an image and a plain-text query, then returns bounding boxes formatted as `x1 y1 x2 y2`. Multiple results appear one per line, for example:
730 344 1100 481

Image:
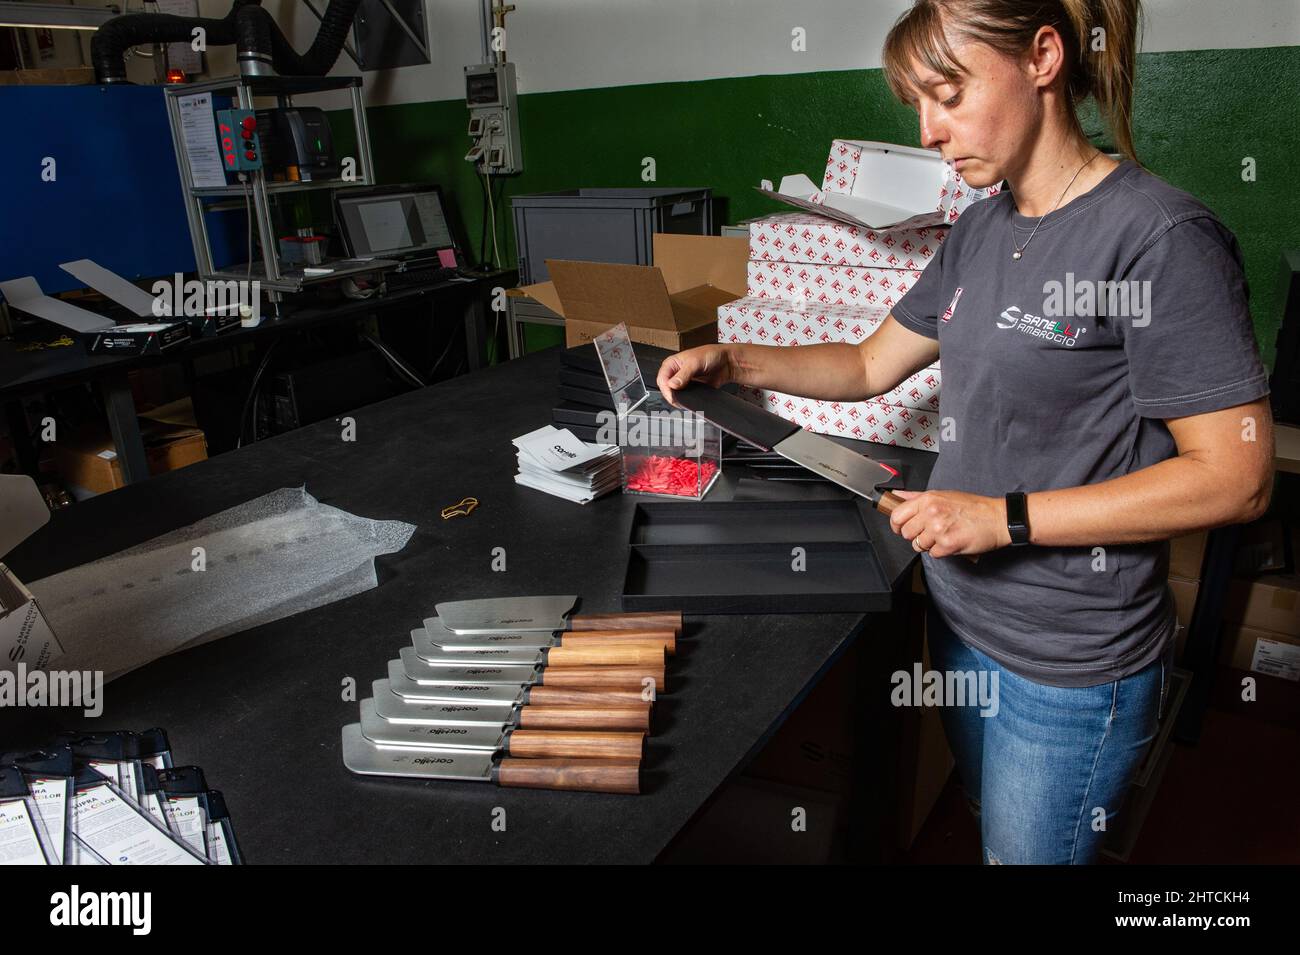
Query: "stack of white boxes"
719 140 1001 450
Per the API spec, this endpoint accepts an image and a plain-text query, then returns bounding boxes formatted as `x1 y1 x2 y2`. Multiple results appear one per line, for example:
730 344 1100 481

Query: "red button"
241 116 256 130
245 150 256 160
241 129 253 140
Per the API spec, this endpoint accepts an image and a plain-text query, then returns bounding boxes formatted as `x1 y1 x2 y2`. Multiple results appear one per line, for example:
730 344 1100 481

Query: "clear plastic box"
593 323 721 501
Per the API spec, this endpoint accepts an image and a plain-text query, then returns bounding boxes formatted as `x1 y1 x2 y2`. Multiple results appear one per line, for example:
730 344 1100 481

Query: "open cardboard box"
510 233 749 351
757 139 1001 230
0 474 64 672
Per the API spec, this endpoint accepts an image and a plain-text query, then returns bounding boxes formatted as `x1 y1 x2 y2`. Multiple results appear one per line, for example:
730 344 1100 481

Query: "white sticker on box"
97 450 117 460
1251 637 1300 682
0 797 50 864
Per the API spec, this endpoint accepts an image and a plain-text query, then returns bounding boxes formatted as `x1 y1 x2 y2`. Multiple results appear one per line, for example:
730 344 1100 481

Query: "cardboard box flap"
510 280 566 317
651 233 749 297
756 174 945 231
0 474 49 559
671 284 742 332
547 259 679 330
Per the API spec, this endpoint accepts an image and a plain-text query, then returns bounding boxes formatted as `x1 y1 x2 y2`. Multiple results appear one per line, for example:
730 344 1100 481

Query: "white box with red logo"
746 260 925 309
737 385 942 451
750 212 949 271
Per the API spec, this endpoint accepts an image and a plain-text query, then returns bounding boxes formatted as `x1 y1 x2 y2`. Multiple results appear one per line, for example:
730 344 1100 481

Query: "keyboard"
385 266 460 289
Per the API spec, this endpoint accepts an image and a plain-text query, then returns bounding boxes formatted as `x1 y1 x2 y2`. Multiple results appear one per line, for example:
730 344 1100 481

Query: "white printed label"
71 783 204 865
1251 637 1300 682
207 821 232 865
28 777 66 864
0 797 50 865
164 795 207 856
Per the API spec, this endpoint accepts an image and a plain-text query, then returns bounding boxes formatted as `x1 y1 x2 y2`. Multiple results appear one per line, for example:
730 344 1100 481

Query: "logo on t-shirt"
996 305 1085 347
941 287 964 323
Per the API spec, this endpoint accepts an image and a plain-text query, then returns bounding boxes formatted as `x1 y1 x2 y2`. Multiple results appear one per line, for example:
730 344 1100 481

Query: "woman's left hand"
887 490 1011 557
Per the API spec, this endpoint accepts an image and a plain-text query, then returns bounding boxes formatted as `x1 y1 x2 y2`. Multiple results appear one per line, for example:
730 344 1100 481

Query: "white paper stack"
512 425 622 504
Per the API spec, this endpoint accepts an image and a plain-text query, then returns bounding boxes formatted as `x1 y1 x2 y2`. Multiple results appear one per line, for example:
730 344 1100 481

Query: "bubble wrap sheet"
30 487 416 682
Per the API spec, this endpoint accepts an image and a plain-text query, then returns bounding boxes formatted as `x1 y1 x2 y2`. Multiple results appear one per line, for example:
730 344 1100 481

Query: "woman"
656 0 1275 864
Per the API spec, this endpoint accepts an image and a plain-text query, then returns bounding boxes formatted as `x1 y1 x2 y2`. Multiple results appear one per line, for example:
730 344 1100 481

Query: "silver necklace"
1012 151 1101 260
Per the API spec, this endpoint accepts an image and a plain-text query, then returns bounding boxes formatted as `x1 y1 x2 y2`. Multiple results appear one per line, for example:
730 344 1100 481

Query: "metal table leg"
100 373 149 485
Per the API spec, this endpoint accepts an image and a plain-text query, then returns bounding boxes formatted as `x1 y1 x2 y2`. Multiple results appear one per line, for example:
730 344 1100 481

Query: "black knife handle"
673 382 801 451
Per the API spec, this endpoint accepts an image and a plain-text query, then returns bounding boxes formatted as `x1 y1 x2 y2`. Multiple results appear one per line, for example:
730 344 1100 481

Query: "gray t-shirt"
892 159 1269 687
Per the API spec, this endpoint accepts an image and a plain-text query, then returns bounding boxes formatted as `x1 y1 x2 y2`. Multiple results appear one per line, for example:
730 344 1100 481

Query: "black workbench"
1 345 933 864
0 270 513 484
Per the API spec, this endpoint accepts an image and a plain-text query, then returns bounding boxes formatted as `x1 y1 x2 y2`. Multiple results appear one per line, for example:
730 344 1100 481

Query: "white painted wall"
27 0 1300 106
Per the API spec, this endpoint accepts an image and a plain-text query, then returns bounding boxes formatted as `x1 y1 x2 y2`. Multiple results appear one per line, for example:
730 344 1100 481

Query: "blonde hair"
882 0 1143 162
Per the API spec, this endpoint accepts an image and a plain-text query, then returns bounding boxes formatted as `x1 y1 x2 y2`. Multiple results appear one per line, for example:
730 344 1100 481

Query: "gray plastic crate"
511 187 713 285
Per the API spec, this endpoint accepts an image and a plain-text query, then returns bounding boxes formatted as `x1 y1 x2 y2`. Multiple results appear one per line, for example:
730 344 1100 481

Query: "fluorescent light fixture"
0 2 120 30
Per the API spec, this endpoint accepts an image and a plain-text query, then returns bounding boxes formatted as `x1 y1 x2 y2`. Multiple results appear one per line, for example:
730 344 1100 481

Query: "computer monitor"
335 184 461 265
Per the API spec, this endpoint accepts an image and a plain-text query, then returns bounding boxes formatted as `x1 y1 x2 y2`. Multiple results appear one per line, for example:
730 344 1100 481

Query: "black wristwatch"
1005 492 1031 546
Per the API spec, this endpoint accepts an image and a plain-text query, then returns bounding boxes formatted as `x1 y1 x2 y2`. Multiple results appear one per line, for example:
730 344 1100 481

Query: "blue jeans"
926 602 1172 864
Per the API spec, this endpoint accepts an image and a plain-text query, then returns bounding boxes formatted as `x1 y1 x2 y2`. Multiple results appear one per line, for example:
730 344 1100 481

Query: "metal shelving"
163 74 382 295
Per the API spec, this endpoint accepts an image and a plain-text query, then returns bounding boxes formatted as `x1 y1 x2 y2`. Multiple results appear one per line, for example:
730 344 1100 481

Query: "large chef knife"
369 680 652 733
435 595 682 636
377 673 648 708
388 656 664 697
341 724 641 794
358 698 644 759
672 381 905 512
407 628 665 669
420 617 677 656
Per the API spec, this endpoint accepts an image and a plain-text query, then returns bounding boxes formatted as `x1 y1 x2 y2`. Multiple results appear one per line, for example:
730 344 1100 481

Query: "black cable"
476 169 489 270
236 337 281 449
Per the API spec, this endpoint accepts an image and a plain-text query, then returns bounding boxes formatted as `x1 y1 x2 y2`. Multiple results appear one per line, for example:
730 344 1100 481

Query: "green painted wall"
341 45 1299 364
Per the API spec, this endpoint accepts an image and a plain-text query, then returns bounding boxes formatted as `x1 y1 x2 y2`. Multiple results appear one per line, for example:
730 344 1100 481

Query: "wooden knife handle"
559 629 677 656
505 730 645 760
545 644 664 668
518 705 651 733
528 686 650 707
877 491 980 563
570 612 682 636
540 666 664 692
495 757 640 795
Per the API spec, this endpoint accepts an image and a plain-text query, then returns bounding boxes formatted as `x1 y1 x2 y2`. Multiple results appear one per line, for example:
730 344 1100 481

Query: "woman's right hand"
656 345 734 407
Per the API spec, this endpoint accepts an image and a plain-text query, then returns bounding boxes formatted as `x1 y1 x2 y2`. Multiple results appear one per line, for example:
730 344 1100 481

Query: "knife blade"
370 679 652 733
358 698 645 759
388 656 664 696
673 381 903 512
434 595 682 636
375 674 649 708
420 617 677 656
408 628 665 669
341 724 641 794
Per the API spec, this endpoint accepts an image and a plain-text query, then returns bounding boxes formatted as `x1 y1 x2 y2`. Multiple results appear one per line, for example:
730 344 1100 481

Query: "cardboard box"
1169 531 1208 581
512 234 748 351
1169 575 1199 659
748 260 925 309
750 211 949 270
54 418 208 498
1219 624 1300 682
758 139 1002 230
0 475 64 673
1225 571 1300 638
737 384 941 450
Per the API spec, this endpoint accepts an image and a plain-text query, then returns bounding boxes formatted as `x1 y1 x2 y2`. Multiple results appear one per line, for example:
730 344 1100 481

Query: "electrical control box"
464 62 522 175
215 107 262 173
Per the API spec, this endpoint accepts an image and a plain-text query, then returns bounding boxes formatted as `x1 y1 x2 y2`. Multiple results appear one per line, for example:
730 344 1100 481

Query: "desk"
0 270 514 485
1 345 931 864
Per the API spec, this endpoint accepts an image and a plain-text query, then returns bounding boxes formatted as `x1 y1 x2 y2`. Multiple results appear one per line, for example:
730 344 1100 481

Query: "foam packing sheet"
29 487 416 682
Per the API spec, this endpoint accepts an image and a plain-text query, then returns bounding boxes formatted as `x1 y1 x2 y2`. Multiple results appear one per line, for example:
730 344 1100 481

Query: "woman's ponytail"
1061 0 1142 161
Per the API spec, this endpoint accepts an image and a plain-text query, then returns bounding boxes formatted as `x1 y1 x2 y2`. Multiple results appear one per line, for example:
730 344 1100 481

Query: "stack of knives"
342 595 681 795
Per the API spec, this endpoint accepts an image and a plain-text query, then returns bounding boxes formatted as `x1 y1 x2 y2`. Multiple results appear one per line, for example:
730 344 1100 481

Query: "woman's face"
906 38 1053 189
